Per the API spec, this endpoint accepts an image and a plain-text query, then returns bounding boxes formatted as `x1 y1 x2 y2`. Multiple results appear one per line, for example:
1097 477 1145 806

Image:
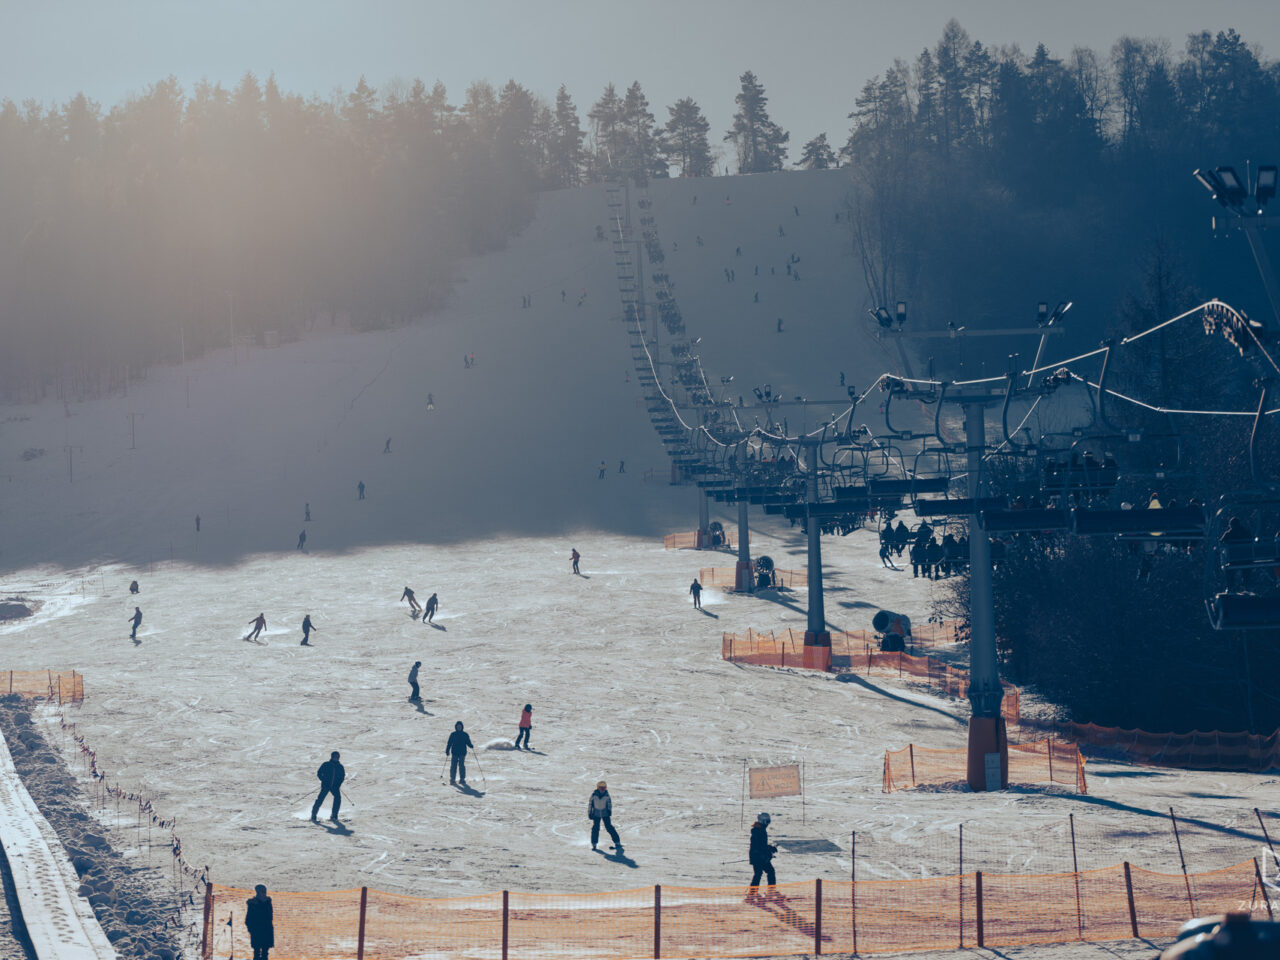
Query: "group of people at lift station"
878 515 971 579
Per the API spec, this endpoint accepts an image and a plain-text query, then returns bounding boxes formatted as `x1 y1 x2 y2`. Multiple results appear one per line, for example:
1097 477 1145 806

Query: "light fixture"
1216 166 1247 206
1037 302 1049 326
871 307 893 328
1256 165 1278 207
1050 301 1073 324
1193 168 1229 207
753 386 764 401
896 301 907 326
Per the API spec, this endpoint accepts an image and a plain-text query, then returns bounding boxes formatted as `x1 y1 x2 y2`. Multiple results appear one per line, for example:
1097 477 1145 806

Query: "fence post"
1069 814 1083 940
502 890 509 960
1123 862 1139 938
1168 808 1196 916
200 883 213 960
850 832 857 956
1047 737 1054 783
958 824 964 947
814 878 822 955
654 884 661 959
975 871 984 948
356 886 368 960
1256 859 1274 920
908 744 916 786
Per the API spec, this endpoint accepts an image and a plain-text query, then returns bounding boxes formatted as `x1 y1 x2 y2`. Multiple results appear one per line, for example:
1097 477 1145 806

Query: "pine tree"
796 132 837 169
663 97 714 177
724 71 789 173
620 81 663 179
588 83 624 169
548 85 585 187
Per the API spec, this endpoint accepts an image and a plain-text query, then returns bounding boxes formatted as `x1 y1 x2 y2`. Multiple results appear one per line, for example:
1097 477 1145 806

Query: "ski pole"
471 752 488 790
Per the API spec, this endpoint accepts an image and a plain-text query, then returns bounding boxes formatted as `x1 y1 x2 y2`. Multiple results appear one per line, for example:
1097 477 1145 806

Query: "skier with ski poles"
445 722 474 786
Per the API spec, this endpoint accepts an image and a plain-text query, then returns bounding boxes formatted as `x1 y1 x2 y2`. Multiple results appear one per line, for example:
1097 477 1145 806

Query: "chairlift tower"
800 438 832 669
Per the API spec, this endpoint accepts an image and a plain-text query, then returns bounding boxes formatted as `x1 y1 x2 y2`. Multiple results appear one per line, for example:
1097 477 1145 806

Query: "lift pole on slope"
801 438 832 669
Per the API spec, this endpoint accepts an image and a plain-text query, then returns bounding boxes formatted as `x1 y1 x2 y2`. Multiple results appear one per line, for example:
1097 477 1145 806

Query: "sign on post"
741 762 805 825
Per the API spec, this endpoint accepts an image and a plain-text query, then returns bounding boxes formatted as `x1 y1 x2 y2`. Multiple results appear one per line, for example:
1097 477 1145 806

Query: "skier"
777 318 784 333
423 592 438 624
245 613 267 642
401 586 421 618
357 481 365 500
446 721 474 786
296 529 306 550
301 614 315 646
689 578 703 610
515 704 533 750
598 461 607 479
304 502 311 522
244 885 274 960
195 514 200 532
618 460 625 474
571 548 581 575
753 292 759 303
310 751 345 823
383 437 391 454
746 812 778 901
408 661 421 702
129 580 139 594
129 606 142 641
426 393 435 411
587 781 622 852
464 354 470 369
561 289 566 302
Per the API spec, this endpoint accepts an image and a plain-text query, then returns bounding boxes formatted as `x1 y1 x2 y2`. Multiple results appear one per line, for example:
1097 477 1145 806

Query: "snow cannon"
872 609 912 653
708 520 726 548
755 555 776 591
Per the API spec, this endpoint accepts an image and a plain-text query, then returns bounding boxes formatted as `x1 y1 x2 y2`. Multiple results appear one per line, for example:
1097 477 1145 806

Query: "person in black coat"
245 885 274 960
747 812 778 900
446 722 473 785
310 751 345 822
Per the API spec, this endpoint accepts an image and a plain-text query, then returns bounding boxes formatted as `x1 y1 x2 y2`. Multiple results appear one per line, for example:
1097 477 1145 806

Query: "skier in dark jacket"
129 607 142 641
408 661 421 702
301 614 315 645
244 885 274 960
747 812 778 899
310 751 345 823
423 592 438 624
588 781 622 852
446 722 473 785
401 586 421 618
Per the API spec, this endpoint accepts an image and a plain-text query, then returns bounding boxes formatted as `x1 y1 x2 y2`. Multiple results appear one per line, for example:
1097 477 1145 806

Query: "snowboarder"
129 606 142 640
244 885 274 960
301 614 315 645
446 722 473 785
587 781 622 852
408 661 421 702
747 812 778 900
426 393 434 411
357 481 365 500
129 580 139 594
423 592 438 623
310 751 345 823
401 587 421 618
598 461 607 479
515 704 533 750
383 437 391 454
304 502 311 522
245 613 267 643
571 548 581 575
689 578 703 609
296 529 306 550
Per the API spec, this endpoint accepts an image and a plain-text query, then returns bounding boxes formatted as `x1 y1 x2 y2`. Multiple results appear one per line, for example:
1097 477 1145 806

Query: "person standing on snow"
129 607 142 641
423 592 438 624
301 614 316 645
588 781 622 852
296 529 306 551
446 722 474 786
357 481 365 500
245 612 267 642
408 661 421 702
689 578 703 609
310 751 345 823
571 548 581 575
747 812 778 900
401 586 421 618
244 885 274 960
515 704 533 750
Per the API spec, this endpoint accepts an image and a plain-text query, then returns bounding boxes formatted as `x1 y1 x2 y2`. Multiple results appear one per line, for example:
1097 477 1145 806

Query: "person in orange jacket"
515 704 533 750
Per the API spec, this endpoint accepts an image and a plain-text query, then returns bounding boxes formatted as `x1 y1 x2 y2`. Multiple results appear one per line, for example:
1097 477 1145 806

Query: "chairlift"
1202 491 1280 629
1071 506 1205 538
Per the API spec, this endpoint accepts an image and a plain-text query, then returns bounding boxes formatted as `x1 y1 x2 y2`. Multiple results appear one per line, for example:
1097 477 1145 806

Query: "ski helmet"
757 812 771 825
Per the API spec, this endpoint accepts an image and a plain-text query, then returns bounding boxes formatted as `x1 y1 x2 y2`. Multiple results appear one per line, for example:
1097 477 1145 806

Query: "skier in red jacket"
515 704 533 750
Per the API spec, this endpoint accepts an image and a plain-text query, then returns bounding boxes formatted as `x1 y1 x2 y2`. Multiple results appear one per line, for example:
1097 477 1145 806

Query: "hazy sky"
5 0 1279 163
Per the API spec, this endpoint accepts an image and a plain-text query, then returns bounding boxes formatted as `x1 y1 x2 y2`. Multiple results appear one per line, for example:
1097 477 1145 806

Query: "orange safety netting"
883 739 1087 794
202 859 1268 959
664 531 733 550
1 670 83 703
722 632 1020 723
1012 718 1280 773
699 567 807 590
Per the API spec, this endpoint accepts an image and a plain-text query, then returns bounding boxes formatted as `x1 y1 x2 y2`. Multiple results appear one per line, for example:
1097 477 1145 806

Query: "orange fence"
722 632 1020 723
1 670 83 703
700 567 807 591
1012 719 1280 773
664 531 733 550
202 858 1269 959
883 739 1088 794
